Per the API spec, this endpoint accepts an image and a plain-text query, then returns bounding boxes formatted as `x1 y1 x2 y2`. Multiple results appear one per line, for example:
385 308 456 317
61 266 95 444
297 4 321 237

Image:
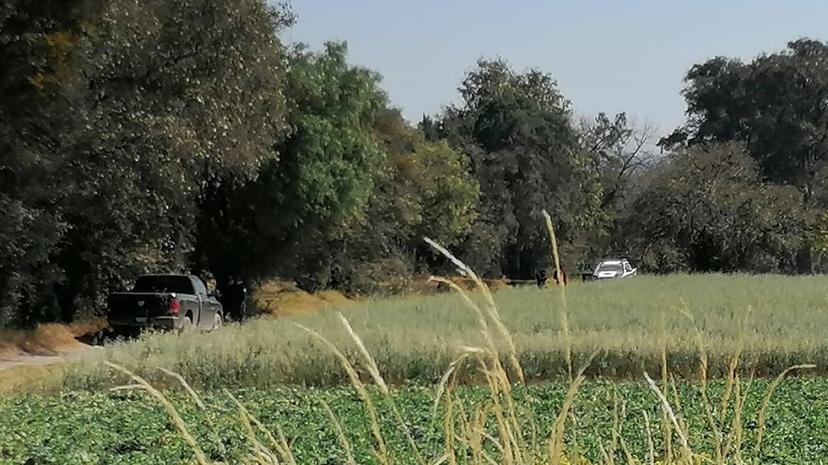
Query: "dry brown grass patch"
254 280 353 317
0 320 104 358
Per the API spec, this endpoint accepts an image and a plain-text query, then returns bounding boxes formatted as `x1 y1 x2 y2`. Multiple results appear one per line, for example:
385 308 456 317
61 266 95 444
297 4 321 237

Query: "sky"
283 0 828 136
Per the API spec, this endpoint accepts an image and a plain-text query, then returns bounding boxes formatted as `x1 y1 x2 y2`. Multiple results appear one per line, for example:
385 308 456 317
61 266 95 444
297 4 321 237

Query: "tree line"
2 0 827 327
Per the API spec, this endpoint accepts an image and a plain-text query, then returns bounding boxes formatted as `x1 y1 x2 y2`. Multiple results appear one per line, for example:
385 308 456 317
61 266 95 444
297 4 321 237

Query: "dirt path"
0 344 101 372
0 344 103 393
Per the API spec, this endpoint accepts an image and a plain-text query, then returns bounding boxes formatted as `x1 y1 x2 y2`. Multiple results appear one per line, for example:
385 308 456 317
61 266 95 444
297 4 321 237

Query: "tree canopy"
191 41 388 291
627 143 803 272
0 0 292 326
2 6 827 328
663 39 828 272
441 59 603 277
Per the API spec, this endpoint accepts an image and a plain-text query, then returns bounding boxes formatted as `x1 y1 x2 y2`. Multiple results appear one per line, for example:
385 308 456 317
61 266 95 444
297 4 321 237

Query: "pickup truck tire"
211 312 223 331
112 326 140 340
178 315 193 335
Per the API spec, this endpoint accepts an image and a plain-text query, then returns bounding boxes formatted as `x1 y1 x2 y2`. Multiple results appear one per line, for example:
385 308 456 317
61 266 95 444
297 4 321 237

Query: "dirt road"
0 344 100 372
0 344 102 393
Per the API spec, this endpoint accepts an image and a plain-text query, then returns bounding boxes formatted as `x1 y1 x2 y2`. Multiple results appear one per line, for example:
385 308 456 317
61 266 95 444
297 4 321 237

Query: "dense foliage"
191 42 389 292
625 143 803 272
661 39 828 272
2 1 828 326
440 60 603 277
0 0 290 326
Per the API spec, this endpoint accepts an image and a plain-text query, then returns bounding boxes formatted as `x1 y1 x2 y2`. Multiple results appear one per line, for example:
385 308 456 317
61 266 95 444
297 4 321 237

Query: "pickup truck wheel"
178 315 193 335
211 313 223 331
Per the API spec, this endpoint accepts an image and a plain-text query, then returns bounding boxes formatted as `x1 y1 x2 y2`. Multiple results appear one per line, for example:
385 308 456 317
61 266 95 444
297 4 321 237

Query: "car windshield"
133 276 193 294
596 262 624 273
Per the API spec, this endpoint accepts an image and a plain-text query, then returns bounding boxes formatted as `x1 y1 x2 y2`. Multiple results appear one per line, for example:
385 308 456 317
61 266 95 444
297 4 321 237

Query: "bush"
350 257 413 295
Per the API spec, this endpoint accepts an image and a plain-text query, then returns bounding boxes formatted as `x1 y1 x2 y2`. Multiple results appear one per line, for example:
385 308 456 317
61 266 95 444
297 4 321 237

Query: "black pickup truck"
107 274 223 334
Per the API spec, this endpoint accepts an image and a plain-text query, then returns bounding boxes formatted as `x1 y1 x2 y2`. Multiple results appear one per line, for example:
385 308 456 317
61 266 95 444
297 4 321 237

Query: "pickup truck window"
192 277 208 296
133 275 195 294
596 262 623 273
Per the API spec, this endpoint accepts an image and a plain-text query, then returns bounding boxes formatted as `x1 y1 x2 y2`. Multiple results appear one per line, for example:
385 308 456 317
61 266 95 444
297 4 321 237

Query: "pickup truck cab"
108 274 223 334
593 259 637 280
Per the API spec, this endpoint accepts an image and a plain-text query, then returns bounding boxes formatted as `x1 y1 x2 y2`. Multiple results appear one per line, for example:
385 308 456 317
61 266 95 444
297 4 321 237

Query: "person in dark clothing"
552 269 568 286
223 279 247 322
535 268 548 288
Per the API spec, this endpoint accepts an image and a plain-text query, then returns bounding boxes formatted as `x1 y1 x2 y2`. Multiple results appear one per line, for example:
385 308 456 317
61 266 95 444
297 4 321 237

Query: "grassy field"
43 273 828 391
3 273 827 464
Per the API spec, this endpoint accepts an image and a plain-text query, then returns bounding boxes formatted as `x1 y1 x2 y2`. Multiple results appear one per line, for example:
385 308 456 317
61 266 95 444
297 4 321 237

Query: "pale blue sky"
284 1 828 136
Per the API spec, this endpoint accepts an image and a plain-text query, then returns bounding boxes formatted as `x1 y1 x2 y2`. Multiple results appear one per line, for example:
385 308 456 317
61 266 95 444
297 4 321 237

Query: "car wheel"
178 315 193 335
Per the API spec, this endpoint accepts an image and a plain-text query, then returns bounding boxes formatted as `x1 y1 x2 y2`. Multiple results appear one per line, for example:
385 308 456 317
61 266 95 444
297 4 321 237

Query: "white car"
593 259 637 280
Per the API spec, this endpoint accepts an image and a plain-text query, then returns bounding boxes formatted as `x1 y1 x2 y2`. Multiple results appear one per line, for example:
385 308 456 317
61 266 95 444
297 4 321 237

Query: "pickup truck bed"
108 292 185 330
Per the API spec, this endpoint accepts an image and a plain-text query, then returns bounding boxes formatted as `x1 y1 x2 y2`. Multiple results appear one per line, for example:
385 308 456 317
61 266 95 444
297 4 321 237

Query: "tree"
440 59 603 278
577 113 658 261
287 108 480 294
192 42 387 293
54 0 292 321
0 0 292 326
664 39 828 273
0 0 93 325
375 110 479 248
579 113 656 209
628 143 803 272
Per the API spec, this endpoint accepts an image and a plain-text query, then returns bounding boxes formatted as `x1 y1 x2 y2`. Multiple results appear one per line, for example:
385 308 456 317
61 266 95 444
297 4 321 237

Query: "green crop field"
3 274 828 464
1 380 827 464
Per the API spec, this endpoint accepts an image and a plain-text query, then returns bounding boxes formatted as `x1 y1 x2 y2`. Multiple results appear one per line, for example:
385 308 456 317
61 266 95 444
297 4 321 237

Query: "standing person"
552 269 568 286
224 279 247 322
235 280 248 320
535 268 548 288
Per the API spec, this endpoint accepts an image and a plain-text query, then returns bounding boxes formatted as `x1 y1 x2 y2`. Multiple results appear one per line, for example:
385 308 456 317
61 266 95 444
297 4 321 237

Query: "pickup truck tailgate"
108 292 171 321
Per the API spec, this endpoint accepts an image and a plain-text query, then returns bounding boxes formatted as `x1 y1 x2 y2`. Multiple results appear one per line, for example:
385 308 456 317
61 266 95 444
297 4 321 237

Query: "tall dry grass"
51 271 828 391
96 217 815 464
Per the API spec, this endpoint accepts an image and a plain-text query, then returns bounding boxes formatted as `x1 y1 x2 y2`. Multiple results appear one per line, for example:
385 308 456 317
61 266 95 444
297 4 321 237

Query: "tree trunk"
796 243 813 275
506 246 521 280
518 247 538 280
797 185 814 275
